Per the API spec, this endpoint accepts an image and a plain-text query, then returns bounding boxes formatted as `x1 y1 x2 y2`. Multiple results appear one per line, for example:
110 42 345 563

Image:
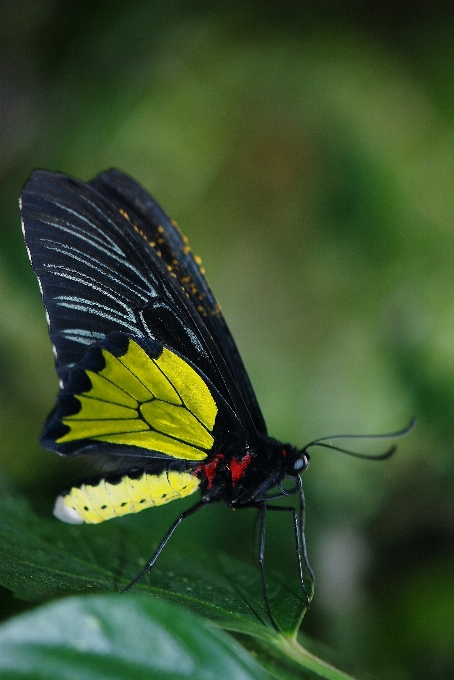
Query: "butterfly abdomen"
54 467 200 525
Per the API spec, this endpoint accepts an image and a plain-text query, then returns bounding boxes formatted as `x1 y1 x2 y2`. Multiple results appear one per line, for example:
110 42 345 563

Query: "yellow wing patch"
57 339 217 461
60 470 200 524
154 348 216 429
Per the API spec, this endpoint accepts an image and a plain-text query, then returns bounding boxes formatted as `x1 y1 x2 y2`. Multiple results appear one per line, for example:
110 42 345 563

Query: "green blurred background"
1 1 454 677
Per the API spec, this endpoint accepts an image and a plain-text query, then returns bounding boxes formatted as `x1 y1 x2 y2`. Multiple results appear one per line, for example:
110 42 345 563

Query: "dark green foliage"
0 493 355 680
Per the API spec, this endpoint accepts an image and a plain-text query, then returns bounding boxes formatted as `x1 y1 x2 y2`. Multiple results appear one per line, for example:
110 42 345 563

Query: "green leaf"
0 494 307 634
231 633 359 680
0 493 357 679
0 594 268 679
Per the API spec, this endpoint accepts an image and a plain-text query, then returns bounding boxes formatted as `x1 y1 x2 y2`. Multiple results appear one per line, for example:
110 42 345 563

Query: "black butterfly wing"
22 171 222 392
89 169 268 435
20 170 256 458
21 170 160 382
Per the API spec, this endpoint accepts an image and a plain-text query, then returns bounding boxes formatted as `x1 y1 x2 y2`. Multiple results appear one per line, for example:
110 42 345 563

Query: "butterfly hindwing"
42 332 240 461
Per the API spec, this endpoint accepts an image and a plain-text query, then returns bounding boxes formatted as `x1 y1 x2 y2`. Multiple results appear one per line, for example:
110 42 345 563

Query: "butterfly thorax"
193 435 309 506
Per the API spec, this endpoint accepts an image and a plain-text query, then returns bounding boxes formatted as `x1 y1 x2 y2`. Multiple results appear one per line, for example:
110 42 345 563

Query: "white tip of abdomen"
53 495 84 524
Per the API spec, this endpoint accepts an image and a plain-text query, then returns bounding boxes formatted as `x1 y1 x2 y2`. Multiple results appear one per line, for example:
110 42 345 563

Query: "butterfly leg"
257 500 281 630
299 486 315 592
265 493 315 608
123 499 207 592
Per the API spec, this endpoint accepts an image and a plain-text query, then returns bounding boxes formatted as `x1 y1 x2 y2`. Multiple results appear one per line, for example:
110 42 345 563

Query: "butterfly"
20 169 410 626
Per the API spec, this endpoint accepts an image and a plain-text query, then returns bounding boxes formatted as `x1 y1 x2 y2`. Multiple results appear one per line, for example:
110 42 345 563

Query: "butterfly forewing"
90 169 267 435
21 171 163 383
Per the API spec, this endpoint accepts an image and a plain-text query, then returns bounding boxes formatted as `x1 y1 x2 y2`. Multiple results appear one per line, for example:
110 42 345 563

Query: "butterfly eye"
294 454 309 472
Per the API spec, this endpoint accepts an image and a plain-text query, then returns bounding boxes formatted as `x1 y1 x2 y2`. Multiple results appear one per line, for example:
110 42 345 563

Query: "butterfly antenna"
304 417 416 461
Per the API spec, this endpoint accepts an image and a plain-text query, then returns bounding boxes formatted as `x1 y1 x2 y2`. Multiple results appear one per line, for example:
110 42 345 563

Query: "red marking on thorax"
229 453 252 486
193 453 224 489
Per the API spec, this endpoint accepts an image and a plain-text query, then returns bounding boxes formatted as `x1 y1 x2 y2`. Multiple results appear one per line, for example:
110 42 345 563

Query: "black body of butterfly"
21 169 409 627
